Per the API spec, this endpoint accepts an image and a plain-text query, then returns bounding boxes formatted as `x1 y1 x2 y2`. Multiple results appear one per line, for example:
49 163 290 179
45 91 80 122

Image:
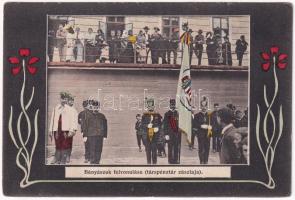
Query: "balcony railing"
47 39 249 68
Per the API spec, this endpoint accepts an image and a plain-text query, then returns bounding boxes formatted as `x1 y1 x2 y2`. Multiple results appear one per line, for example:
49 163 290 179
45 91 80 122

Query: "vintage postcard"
2 2 292 197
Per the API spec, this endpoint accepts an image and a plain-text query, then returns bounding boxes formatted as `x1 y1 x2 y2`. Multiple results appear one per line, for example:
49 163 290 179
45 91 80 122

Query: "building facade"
48 15 250 66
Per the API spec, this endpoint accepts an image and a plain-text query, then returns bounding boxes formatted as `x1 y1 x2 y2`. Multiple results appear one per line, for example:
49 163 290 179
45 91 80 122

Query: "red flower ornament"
261 46 288 72
8 48 39 76
19 48 30 57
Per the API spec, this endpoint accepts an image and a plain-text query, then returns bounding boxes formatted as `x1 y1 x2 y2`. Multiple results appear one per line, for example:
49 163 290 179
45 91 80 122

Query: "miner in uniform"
49 92 75 164
163 99 181 164
192 97 212 164
82 100 108 164
141 98 162 164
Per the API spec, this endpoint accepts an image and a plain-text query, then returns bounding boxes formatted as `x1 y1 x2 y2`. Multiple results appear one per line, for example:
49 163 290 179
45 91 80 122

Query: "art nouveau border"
7 46 287 189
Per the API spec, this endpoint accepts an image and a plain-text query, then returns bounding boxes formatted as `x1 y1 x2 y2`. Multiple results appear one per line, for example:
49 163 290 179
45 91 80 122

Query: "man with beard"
163 99 181 164
82 100 108 164
141 98 162 164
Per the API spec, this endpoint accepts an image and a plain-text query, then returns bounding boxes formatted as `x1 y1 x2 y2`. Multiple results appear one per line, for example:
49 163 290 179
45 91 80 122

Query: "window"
162 16 179 38
212 17 229 39
105 16 125 40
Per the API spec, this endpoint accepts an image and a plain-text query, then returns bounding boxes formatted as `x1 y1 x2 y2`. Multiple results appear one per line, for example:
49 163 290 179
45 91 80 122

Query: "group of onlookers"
48 23 248 66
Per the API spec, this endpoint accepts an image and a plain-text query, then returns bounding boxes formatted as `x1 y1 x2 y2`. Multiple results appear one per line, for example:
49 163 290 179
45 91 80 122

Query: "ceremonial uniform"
141 111 162 164
49 103 75 164
163 109 181 164
193 111 211 164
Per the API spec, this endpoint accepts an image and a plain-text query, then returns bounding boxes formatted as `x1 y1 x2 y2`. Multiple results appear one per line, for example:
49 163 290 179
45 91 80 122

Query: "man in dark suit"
150 27 162 64
235 35 248 66
217 107 242 164
222 36 232 66
82 100 108 164
163 99 181 164
141 98 162 164
211 103 222 153
167 28 179 65
78 100 90 163
192 97 212 164
194 29 205 65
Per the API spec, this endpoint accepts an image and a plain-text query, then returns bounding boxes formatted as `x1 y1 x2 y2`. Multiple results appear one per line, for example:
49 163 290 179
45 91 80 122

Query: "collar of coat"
221 123 234 135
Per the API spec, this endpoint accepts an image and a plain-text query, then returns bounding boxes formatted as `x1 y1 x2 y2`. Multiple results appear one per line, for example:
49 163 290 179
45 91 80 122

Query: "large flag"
176 33 192 143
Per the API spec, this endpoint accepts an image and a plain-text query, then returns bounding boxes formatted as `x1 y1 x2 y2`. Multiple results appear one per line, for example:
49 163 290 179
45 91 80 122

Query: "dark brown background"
3 2 292 196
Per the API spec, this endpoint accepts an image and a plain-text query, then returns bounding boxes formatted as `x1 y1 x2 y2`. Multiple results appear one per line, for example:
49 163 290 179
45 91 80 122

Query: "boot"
51 150 61 164
60 150 67 165
66 149 71 163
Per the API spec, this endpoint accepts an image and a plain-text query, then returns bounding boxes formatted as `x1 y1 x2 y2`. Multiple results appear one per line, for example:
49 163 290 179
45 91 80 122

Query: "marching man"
192 97 212 164
141 98 162 164
163 99 181 164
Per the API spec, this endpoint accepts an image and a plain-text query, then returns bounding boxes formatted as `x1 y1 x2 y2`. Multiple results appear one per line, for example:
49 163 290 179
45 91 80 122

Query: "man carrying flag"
176 22 193 146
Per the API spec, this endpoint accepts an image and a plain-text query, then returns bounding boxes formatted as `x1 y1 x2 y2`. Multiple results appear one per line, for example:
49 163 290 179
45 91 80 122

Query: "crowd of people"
134 97 248 165
49 92 248 165
48 23 248 66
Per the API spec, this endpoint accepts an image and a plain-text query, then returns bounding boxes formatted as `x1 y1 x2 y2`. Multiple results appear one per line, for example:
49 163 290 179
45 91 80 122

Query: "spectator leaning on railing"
136 30 147 63
194 29 205 66
235 35 248 66
55 24 67 62
84 28 97 63
167 27 179 65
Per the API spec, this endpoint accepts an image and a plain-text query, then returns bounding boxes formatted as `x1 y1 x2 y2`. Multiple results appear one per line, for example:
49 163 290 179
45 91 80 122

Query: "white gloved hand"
83 137 87 142
208 125 212 130
201 124 209 129
147 124 153 129
153 127 159 133
103 137 107 141
165 135 170 140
